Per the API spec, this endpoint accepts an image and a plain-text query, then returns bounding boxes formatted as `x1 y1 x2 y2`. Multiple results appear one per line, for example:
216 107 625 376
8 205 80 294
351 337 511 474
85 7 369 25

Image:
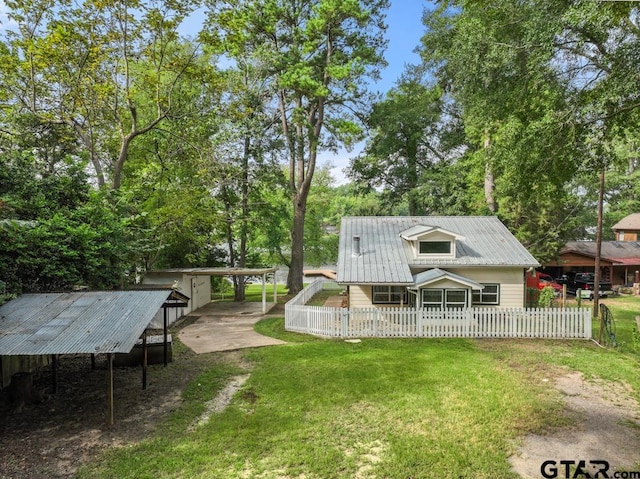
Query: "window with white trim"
472 284 500 305
419 241 451 254
445 289 467 308
421 289 468 309
372 286 408 304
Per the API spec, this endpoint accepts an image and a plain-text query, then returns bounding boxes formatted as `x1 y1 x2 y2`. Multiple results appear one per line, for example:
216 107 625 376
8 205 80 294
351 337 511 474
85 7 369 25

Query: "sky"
0 0 429 184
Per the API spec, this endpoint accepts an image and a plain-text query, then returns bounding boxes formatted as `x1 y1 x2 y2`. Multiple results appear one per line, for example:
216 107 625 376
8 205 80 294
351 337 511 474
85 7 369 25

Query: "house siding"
347 267 526 309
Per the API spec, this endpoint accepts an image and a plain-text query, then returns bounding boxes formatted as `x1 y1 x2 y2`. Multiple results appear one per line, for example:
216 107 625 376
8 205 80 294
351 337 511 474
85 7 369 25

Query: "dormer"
399 225 464 259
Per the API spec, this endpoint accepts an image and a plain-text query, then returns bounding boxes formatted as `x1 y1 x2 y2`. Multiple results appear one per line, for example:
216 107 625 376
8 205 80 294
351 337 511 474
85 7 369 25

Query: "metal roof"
145 267 278 277
0 290 177 356
337 216 539 284
411 268 483 290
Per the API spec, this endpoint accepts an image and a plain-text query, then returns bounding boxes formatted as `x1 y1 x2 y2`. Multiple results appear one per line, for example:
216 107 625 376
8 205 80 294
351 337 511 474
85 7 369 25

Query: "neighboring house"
547 241 640 287
612 213 640 242
336 216 539 310
544 213 640 286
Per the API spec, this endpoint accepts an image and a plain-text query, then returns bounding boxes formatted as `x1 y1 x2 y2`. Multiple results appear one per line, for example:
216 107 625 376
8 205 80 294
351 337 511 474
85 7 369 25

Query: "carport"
0 289 188 425
144 267 279 314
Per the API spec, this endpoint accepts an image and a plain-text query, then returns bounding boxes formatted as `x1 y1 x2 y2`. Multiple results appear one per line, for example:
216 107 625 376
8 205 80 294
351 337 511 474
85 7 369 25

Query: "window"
373 286 408 304
421 289 468 309
419 241 451 255
445 289 467 308
472 284 500 305
421 289 443 309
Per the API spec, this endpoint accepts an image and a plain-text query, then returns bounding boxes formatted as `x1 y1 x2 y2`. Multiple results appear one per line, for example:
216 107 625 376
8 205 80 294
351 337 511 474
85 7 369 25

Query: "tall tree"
349 77 444 215
203 0 388 294
418 0 640 263
1 0 202 188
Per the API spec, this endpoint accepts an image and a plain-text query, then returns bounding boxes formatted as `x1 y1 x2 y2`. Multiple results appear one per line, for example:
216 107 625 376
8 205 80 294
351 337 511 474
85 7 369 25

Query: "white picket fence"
285 280 592 339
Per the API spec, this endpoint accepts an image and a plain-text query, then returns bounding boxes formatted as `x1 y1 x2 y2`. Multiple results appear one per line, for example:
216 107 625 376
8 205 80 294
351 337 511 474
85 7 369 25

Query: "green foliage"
537 286 556 308
0 192 133 293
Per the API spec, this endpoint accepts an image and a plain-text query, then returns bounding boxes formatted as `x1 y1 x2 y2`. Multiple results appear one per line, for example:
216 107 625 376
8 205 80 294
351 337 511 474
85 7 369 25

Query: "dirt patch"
0 346 248 479
510 371 640 478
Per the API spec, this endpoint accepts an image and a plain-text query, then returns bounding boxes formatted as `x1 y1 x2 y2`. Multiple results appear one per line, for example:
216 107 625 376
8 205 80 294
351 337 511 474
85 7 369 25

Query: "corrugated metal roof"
412 268 483 290
337 216 539 284
0 290 175 356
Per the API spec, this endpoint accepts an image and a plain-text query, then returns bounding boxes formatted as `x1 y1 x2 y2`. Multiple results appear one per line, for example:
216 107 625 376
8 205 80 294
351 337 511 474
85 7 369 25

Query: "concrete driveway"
178 301 285 354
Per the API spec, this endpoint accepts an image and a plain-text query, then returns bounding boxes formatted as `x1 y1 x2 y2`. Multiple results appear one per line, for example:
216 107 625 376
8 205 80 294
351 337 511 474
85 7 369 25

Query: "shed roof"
145 267 278 277
337 216 539 284
0 290 180 356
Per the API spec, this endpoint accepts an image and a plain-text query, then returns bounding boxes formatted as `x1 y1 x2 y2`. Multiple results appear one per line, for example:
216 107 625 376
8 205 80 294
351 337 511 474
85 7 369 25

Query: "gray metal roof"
0 290 176 356
411 268 483 290
337 216 539 284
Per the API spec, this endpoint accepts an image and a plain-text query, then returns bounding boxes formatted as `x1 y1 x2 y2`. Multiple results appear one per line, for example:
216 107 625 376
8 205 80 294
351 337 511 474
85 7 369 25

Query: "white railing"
286 279 336 307
285 301 592 340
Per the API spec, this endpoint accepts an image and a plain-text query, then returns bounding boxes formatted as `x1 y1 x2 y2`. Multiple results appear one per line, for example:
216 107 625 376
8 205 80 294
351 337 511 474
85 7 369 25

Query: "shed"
0 289 188 424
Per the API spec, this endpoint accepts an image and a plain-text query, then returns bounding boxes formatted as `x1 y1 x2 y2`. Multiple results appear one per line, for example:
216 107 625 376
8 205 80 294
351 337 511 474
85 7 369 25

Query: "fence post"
341 308 348 337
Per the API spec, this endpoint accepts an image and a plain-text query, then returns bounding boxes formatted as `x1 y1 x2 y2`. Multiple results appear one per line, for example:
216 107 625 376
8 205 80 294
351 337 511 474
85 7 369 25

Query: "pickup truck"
559 272 613 299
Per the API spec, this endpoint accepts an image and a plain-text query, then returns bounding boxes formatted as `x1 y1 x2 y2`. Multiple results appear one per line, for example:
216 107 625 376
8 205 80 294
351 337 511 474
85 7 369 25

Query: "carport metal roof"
0 290 182 356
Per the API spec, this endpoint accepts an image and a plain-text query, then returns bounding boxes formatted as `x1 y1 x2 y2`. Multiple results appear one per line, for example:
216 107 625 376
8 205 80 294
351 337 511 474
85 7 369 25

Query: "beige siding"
346 267 526 309
445 267 525 308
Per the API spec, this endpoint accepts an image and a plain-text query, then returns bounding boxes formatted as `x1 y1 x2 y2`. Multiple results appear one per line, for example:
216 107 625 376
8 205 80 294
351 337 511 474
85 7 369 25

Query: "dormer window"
400 224 463 259
419 241 451 255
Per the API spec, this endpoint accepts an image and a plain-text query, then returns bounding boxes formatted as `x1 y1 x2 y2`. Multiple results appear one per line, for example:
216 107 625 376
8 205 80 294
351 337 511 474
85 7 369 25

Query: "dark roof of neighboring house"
0 290 185 356
612 213 640 231
337 216 539 284
561 241 640 265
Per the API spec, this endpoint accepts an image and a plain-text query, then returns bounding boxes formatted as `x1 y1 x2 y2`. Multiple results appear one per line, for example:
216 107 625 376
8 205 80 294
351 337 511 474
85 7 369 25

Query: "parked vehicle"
526 271 563 295
558 272 613 299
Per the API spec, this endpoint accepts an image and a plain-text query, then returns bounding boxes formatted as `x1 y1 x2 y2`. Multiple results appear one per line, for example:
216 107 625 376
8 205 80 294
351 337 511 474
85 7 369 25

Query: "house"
546 241 640 287
336 216 539 310
544 213 640 287
612 213 640 242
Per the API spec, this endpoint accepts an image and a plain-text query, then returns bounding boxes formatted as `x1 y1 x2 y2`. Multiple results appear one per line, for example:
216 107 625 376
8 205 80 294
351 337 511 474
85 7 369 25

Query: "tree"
1 0 203 189
349 78 444 215
418 1 640 266
203 0 389 294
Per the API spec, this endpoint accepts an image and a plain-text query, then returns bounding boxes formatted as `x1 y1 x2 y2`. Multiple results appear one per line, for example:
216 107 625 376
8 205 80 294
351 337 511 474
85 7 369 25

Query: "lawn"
77 298 640 479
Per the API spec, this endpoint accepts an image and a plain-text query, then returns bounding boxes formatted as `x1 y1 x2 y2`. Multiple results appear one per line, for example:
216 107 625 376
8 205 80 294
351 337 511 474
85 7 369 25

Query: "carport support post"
142 330 148 390
107 353 114 426
51 354 58 394
163 306 168 367
262 273 267 314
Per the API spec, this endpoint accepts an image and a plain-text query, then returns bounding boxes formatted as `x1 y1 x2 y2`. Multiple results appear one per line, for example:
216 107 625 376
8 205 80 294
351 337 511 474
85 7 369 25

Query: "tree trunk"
287 194 307 295
483 133 497 213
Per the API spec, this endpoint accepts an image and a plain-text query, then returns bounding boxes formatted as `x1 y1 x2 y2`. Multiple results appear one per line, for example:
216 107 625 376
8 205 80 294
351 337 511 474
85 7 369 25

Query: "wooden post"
107 353 114 426
262 273 267 314
142 331 148 390
163 306 168 367
51 354 58 394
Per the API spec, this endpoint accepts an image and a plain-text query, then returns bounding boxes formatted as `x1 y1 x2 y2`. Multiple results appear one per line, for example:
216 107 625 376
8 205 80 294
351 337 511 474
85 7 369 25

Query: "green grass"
212 284 291 303
77 300 640 479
